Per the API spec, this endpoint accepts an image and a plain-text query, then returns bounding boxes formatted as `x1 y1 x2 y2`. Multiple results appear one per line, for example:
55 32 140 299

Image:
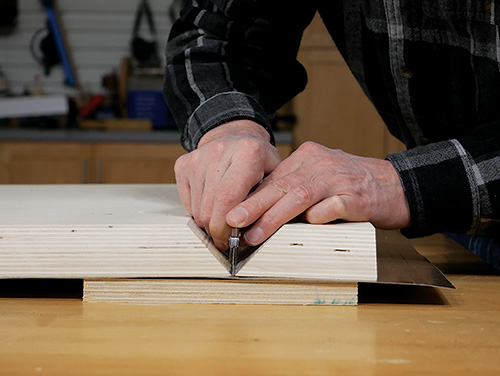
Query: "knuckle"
242 137 263 150
196 212 211 230
211 141 226 154
174 155 186 175
196 204 213 230
329 148 348 161
174 152 198 174
269 178 292 195
330 196 345 215
290 184 313 204
298 141 320 153
214 186 239 207
240 139 267 160
260 212 281 230
250 197 266 215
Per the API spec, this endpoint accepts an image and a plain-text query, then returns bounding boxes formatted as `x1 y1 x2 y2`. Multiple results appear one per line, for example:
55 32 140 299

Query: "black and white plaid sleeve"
387 121 500 238
164 0 316 151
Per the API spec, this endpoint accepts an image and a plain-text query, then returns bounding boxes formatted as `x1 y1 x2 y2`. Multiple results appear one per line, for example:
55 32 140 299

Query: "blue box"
127 90 176 129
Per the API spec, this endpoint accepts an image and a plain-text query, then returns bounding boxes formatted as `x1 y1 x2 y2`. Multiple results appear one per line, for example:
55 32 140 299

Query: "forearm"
164 0 316 151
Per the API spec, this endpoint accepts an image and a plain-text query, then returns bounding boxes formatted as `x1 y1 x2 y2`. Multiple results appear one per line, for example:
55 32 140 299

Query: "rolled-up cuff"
386 140 474 238
181 91 274 151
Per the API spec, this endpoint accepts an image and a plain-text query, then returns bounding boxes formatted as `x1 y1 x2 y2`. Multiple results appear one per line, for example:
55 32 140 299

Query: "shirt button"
400 67 413 79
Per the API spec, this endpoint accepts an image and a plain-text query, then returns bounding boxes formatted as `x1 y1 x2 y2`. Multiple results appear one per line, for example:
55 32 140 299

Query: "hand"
226 141 411 245
174 120 281 250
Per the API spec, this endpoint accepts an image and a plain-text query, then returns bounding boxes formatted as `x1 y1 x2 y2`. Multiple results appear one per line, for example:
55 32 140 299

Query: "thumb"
302 195 364 224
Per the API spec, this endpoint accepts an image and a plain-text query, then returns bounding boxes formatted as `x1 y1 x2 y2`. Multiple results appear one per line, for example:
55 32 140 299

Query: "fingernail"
228 207 248 226
244 226 264 245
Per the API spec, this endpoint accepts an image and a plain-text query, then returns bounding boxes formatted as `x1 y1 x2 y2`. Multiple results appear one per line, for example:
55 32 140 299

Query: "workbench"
1 231 499 375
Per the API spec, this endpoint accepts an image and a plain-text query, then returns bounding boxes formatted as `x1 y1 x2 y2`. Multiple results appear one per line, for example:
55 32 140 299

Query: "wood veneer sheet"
0 184 377 282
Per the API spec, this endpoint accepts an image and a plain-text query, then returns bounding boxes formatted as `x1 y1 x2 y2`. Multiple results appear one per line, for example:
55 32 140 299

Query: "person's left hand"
226 141 411 245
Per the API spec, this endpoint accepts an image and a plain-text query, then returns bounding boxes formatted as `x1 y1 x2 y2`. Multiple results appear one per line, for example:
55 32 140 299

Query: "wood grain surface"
0 204 499 374
1 272 499 375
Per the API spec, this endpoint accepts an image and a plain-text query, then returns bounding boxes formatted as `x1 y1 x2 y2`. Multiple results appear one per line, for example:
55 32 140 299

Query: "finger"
188 149 233 232
174 156 193 217
189 175 205 229
301 195 346 224
243 183 321 245
176 151 206 228
227 151 305 226
226 176 292 228
196 157 230 232
209 163 264 250
176 178 193 217
303 194 367 224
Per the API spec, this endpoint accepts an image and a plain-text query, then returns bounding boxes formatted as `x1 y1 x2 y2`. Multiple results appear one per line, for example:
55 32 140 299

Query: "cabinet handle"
82 159 88 184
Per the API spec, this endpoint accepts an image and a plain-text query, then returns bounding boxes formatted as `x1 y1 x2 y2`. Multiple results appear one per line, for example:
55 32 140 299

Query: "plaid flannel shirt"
164 0 500 238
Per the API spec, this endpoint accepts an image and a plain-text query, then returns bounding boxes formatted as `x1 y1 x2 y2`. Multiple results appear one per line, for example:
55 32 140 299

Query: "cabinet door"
294 15 404 158
93 143 186 184
0 142 91 184
294 49 386 158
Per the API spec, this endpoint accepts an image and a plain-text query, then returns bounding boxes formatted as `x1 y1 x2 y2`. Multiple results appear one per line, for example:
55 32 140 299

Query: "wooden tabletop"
1 234 499 375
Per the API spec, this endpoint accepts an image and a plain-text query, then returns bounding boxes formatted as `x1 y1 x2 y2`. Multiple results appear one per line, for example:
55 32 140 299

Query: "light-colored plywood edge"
188 218 377 282
0 221 376 282
83 279 358 306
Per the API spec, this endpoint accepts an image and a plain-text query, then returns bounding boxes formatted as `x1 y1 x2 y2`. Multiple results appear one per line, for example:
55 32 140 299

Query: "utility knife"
187 218 262 277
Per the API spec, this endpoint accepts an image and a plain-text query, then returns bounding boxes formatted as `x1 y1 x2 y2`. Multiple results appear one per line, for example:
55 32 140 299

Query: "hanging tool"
40 0 79 88
131 0 161 68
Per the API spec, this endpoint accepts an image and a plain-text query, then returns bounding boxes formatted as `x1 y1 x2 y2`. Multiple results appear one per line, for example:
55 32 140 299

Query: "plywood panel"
0 184 377 286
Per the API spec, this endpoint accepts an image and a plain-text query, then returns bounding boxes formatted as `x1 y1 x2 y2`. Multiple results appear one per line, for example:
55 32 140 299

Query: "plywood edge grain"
83 278 358 306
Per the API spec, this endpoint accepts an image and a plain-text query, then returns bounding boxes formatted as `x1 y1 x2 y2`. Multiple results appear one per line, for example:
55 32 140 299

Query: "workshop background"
0 0 403 185
0 0 174 94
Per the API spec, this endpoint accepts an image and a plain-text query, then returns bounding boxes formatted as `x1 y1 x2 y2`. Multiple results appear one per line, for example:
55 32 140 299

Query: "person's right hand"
174 119 281 250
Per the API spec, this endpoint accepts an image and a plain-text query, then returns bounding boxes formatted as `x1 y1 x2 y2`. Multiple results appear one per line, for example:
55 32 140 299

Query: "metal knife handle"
229 227 241 248
229 227 241 277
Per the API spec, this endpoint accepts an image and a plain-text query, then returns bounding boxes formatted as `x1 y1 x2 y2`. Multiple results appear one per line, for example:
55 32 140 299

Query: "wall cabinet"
92 143 186 184
0 142 92 184
293 14 405 158
0 140 292 184
0 141 183 184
